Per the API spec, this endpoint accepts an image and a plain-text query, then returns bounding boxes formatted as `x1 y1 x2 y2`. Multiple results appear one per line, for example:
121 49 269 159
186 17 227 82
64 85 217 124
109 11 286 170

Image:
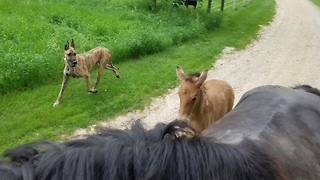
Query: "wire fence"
211 0 253 11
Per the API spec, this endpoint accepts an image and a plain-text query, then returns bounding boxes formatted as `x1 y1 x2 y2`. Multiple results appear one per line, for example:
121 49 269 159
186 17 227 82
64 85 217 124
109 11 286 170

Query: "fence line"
211 0 253 11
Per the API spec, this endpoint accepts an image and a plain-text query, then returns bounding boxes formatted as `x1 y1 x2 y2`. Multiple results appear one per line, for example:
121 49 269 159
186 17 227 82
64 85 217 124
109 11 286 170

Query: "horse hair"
185 72 201 82
292 84 320 97
0 120 280 180
162 119 199 139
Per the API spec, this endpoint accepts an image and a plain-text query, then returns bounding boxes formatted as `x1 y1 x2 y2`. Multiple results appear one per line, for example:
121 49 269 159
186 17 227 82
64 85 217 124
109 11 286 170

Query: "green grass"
0 0 221 93
310 0 320 7
0 0 276 153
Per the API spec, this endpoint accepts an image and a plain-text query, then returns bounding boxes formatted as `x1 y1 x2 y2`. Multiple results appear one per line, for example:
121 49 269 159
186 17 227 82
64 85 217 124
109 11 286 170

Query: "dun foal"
176 66 234 132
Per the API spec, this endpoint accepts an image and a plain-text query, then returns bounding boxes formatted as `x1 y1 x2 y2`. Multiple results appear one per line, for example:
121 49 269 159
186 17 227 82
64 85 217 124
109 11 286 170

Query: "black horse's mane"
293 84 320 97
1 120 279 180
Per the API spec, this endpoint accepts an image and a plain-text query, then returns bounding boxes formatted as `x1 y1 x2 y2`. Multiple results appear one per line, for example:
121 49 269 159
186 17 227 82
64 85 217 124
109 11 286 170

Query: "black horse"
1 85 320 179
184 0 197 8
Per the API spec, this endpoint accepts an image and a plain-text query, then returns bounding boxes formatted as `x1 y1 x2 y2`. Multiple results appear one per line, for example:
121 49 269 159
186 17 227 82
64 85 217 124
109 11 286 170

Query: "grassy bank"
0 0 276 153
0 0 221 94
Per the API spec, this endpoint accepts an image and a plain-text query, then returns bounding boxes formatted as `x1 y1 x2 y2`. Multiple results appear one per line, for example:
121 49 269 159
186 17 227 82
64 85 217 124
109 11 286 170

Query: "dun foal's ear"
65 41 69 51
176 66 187 81
196 69 208 87
71 39 75 49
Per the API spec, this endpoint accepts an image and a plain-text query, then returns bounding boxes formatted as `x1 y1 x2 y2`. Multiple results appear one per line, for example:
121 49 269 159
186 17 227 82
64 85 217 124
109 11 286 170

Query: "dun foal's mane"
185 72 201 82
1 120 279 180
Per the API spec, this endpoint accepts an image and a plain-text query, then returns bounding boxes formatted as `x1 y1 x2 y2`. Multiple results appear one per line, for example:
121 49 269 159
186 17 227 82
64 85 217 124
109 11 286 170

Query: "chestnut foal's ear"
176 66 187 82
71 39 75 49
196 69 208 87
65 41 69 51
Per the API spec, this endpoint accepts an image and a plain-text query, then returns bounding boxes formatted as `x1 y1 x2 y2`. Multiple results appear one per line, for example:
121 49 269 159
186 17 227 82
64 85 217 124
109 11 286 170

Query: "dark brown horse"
184 0 197 8
1 85 320 179
176 66 234 132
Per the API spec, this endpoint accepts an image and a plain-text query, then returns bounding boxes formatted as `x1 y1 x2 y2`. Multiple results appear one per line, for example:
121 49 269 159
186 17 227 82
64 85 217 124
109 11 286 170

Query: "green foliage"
0 0 276 153
0 0 221 94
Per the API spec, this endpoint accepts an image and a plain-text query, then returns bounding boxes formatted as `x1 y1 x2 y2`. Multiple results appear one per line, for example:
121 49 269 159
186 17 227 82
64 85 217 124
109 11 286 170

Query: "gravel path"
71 0 320 138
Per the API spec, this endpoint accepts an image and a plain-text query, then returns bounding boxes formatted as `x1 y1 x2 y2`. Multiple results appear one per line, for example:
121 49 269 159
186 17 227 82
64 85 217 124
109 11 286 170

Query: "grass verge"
310 0 320 7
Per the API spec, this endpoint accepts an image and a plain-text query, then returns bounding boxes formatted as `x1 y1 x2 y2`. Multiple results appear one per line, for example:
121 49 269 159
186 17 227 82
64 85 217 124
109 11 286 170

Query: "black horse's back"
204 85 320 180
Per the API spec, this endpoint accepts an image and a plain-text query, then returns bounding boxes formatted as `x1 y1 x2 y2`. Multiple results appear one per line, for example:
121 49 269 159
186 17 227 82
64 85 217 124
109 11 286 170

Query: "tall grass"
0 0 221 94
0 0 276 153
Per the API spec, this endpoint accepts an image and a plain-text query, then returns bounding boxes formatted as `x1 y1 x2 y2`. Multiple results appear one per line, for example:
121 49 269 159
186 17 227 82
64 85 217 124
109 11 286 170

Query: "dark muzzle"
68 57 77 67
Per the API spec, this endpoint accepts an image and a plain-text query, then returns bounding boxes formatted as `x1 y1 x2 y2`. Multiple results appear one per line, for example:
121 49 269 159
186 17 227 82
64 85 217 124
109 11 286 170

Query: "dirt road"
71 0 320 137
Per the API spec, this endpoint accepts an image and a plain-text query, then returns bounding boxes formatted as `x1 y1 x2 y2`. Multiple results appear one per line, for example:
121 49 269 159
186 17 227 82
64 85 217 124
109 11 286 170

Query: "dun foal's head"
176 66 208 120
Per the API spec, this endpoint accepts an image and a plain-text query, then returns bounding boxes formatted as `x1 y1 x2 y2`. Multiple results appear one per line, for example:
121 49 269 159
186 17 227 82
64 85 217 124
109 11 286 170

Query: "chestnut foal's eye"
192 97 197 101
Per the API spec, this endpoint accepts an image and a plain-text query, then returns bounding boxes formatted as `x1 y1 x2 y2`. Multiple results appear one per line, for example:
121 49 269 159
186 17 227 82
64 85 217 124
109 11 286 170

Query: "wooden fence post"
221 0 225 12
207 0 212 13
233 0 236 9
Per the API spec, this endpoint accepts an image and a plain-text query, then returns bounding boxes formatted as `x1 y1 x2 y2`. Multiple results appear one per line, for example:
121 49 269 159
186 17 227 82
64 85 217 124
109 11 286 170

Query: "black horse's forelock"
293 84 320 97
0 121 279 180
